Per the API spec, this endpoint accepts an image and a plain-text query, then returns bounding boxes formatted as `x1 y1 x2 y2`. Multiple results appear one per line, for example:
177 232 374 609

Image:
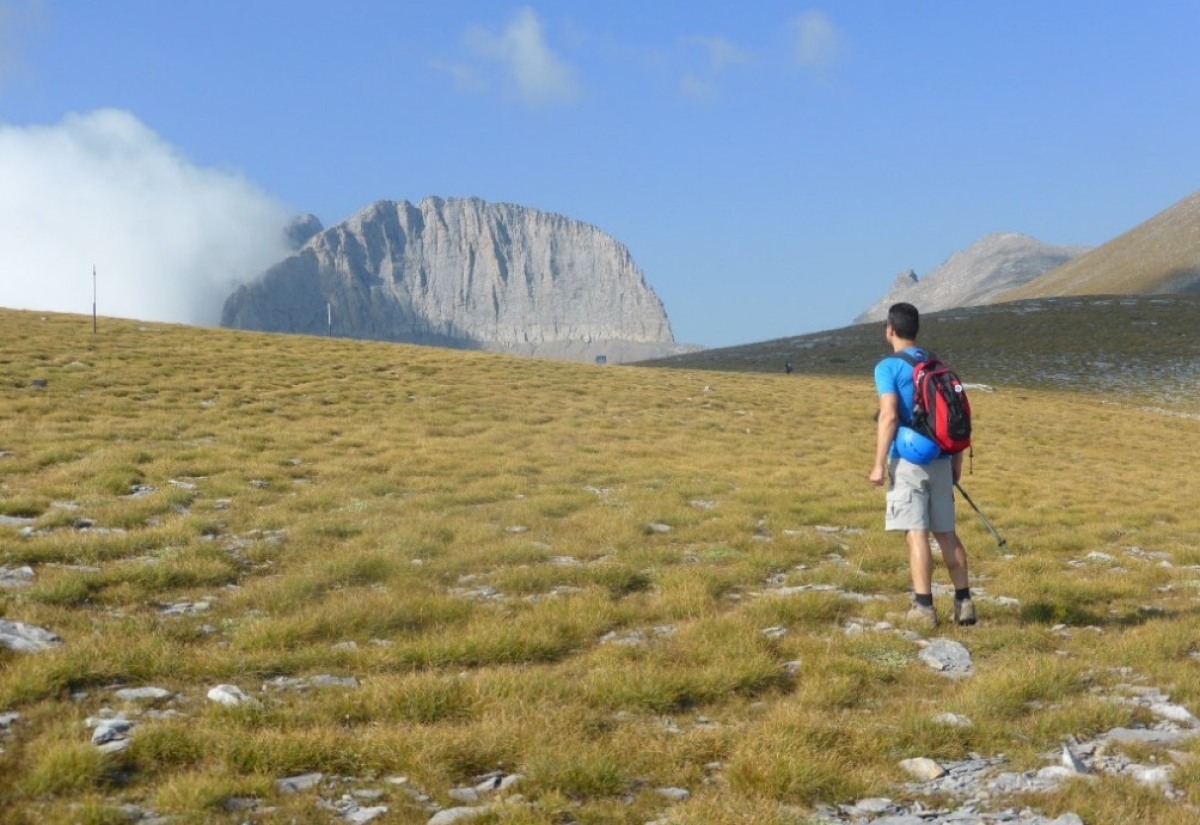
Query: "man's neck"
891 337 918 353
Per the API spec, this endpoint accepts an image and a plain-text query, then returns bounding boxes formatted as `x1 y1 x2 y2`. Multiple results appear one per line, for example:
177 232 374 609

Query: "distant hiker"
868 302 975 629
785 361 794 374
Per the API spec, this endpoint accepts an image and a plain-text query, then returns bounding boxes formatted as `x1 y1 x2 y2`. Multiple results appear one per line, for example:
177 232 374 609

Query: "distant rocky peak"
225 196 699 363
855 233 1087 323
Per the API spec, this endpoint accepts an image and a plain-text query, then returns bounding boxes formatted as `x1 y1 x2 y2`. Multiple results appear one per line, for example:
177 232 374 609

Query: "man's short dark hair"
887 302 920 340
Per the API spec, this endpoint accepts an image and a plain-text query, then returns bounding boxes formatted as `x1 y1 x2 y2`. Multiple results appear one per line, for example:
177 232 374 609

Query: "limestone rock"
917 639 974 676
1061 743 1089 774
427 806 492 825
224 197 700 363
206 684 260 707
899 757 947 781
0 619 61 652
277 772 324 793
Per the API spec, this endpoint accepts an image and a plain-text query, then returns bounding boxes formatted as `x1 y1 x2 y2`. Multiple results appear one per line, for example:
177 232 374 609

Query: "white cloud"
463 6 580 106
790 10 845 71
0 109 293 325
682 36 754 72
678 35 755 101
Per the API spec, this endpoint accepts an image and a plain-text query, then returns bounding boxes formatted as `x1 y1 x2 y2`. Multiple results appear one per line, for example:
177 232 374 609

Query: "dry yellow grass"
2 309 1200 823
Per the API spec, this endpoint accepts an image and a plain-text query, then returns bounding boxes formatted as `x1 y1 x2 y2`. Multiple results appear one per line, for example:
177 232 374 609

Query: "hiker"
868 302 975 628
785 361 794 374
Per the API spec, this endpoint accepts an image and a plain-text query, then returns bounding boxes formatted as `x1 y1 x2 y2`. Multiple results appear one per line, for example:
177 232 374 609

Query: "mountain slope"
644 294 1200 410
223 197 697 363
855 233 1086 323
996 189 1200 300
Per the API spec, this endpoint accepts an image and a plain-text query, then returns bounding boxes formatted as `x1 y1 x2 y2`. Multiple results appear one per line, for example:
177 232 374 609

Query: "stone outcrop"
855 233 1086 323
223 197 697 363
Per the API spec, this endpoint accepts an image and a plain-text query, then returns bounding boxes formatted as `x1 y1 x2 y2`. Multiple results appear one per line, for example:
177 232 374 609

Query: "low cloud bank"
0 109 292 325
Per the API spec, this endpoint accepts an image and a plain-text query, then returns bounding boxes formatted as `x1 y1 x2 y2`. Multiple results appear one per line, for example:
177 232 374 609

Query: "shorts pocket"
886 489 912 521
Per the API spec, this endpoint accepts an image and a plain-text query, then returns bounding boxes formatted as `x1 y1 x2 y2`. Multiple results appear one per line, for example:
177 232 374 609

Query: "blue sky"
1 2 1198 348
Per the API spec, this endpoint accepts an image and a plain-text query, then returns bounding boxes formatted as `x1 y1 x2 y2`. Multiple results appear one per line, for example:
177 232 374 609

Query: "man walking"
868 303 975 628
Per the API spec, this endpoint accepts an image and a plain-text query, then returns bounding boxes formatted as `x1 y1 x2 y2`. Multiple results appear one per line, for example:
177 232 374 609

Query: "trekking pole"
954 482 1008 550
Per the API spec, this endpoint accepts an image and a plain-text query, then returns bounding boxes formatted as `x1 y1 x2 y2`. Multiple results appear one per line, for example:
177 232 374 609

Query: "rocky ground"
4 524 1198 825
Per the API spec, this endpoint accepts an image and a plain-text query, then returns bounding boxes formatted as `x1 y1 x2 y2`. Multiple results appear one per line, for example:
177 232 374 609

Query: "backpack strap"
887 349 933 428
888 348 933 366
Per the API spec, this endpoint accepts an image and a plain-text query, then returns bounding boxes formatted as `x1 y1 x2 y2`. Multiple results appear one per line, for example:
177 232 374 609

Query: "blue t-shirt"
874 347 926 459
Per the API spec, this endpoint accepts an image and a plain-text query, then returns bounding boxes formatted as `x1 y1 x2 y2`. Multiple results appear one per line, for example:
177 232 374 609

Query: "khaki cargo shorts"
885 456 955 533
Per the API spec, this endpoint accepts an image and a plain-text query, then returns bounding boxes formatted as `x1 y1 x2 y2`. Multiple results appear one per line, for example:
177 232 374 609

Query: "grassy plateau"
3 306 1200 824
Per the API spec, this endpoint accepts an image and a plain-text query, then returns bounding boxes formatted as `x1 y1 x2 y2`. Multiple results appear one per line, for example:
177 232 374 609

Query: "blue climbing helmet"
895 425 941 464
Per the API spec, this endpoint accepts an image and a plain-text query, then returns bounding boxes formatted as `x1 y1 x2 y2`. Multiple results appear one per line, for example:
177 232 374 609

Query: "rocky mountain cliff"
222 197 698 363
855 233 1087 323
995 189 1200 301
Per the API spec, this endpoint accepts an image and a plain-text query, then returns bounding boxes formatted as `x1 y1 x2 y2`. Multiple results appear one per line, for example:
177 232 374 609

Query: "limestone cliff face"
222 197 695 362
855 233 1087 324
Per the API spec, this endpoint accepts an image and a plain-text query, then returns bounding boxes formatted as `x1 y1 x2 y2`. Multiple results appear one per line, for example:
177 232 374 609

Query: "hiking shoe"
904 602 938 629
954 598 977 626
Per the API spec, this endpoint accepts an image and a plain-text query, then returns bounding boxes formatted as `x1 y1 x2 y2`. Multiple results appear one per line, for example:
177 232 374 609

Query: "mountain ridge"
855 232 1087 323
222 196 699 363
995 189 1200 300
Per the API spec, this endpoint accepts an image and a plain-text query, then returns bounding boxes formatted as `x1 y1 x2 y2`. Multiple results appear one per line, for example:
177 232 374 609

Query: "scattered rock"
815 525 865 535
476 772 521 793
1061 743 1089 774
451 585 502 601
114 687 174 702
206 684 260 707
277 772 324 793
917 639 974 676
600 630 647 646
342 804 389 823
1105 727 1196 747
309 675 360 689
87 716 135 752
1132 765 1172 787
0 619 62 652
427 806 491 825
0 565 35 588
899 757 947 781
1149 701 1199 727
161 601 211 616
932 713 973 727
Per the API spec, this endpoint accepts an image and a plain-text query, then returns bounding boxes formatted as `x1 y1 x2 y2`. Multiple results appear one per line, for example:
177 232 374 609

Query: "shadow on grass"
1020 601 1162 629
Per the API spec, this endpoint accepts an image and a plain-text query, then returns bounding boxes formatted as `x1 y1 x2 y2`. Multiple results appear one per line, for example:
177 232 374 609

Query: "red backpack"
891 350 972 455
